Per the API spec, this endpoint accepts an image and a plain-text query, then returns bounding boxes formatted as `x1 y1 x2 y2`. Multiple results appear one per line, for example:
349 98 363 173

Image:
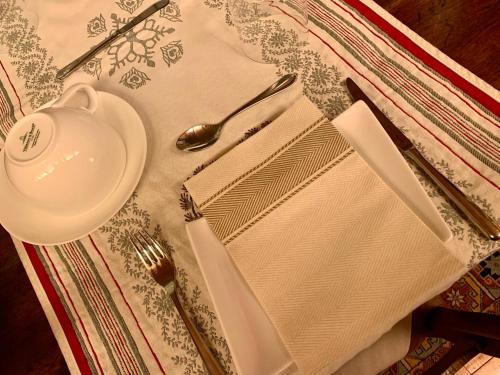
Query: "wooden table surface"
0 0 499 373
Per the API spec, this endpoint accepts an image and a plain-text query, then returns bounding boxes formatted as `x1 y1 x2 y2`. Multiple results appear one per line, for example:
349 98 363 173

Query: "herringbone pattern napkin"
187 97 466 374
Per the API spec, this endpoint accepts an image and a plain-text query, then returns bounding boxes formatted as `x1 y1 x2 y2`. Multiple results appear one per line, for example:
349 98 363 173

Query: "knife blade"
346 78 499 241
56 0 170 80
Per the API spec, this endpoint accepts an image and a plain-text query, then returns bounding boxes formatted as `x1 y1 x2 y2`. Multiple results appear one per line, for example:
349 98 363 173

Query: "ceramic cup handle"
52 83 98 114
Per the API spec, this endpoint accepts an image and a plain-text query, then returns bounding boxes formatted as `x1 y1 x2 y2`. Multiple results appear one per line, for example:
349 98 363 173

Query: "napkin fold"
184 97 464 375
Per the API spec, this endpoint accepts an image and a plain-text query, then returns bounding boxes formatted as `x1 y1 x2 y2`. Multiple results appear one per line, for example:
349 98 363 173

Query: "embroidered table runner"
0 0 498 374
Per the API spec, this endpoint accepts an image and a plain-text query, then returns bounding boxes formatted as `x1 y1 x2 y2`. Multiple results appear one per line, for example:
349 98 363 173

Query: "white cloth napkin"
185 99 452 375
185 217 297 375
184 96 464 374
186 216 414 375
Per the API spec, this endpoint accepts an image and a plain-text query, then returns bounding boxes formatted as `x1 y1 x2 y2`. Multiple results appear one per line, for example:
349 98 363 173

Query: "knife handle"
56 32 121 80
406 147 500 241
56 0 169 80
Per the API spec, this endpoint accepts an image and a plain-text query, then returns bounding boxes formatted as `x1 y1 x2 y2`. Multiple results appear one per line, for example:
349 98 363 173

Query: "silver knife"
56 0 170 80
346 78 499 241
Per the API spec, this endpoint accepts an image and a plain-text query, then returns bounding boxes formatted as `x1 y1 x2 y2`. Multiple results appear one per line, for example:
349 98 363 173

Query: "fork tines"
130 230 167 268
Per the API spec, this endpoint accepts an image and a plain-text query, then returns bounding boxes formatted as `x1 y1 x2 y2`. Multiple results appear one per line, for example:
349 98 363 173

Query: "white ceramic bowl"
3 84 126 216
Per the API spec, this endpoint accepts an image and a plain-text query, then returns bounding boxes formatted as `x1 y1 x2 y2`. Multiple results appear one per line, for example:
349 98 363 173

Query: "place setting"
0 0 498 374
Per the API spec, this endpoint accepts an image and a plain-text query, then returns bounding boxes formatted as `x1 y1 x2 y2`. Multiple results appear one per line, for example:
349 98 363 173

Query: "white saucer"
0 91 147 245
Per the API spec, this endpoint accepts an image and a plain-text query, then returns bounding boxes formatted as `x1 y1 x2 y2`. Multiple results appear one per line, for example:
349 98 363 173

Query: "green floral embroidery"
287 50 348 116
226 0 348 118
87 14 107 37
408 143 497 266
119 67 150 89
160 2 182 22
161 40 183 67
204 0 225 9
0 0 63 109
180 163 210 222
117 0 144 14
180 186 203 222
82 57 102 79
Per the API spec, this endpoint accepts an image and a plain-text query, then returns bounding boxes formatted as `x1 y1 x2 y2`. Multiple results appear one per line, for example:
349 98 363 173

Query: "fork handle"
171 293 226 374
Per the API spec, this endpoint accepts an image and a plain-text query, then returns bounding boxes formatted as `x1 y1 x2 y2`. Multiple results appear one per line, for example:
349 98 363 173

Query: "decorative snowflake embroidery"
85 1 183 89
107 13 174 75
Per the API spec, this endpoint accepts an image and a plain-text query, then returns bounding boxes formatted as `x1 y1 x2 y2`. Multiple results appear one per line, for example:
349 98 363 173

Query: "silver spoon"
176 73 298 151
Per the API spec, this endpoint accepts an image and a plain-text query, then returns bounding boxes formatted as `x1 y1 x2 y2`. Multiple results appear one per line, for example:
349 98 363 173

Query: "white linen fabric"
334 315 412 375
184 97 465 374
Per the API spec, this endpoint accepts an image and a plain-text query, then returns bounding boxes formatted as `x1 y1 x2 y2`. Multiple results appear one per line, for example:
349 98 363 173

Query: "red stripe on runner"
279 0 498 126
0 60 25 117
65 243 139 375
310 2 500 159
41 245 105 375
328 0 499 127
307 27 500 189
339 0 500 119
23 242 92 375
269 2 307 28
331 0 500 127
64 243 139 375
88 236 167 375
343 24 499 157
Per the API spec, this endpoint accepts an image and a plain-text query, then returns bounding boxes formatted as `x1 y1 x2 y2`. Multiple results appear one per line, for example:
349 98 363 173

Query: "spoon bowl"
176 73 297 151
176 123 222 151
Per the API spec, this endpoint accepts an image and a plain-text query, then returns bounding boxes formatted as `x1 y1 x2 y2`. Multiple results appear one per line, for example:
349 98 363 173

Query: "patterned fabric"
381 251 500 374
83 3 182 87
198 116 354 244
184 97 466 375
0 0 498 374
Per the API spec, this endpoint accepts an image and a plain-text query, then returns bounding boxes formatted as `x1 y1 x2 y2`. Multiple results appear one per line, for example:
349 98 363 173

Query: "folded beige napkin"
184 97 464 375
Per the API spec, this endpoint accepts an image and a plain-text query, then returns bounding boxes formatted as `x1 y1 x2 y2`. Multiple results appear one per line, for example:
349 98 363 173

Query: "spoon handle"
219 73 297 124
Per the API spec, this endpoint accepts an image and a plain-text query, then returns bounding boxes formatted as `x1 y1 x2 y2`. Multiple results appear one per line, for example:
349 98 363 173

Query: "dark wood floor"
0 0 499 374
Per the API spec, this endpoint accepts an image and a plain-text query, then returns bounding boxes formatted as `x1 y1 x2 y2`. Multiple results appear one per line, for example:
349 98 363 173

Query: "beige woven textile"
185 96 465 374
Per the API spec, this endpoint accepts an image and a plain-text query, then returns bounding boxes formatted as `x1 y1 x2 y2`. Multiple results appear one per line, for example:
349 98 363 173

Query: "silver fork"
130 230 225 375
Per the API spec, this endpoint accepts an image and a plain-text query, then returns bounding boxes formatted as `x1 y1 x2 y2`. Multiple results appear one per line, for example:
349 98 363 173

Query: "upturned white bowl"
3 84 126 216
